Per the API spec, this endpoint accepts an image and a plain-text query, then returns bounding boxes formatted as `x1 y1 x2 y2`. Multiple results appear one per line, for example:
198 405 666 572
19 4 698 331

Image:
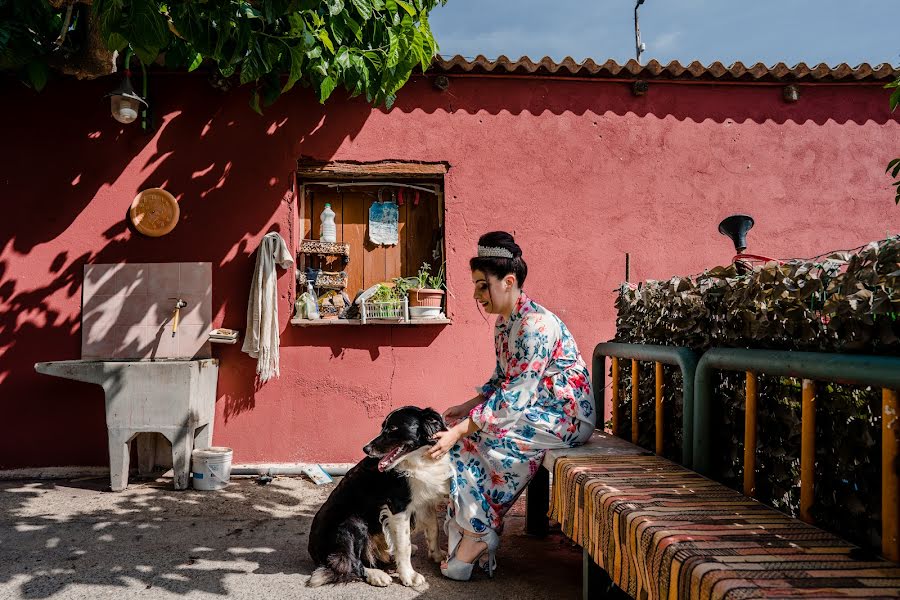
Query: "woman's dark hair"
469 231 528 288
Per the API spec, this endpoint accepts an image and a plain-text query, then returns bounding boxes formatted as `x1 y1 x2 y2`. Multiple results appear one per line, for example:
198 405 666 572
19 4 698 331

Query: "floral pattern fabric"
448 292 596 534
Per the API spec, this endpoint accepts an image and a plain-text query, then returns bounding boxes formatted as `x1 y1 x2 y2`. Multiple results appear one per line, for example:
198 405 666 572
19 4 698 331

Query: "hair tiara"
477 245 515 259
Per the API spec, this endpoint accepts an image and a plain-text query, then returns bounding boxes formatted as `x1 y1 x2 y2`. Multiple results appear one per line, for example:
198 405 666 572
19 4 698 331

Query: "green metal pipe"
692 348 900 475
593 342 699 467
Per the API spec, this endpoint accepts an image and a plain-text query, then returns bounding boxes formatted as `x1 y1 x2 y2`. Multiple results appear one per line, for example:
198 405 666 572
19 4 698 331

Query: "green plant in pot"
408 262 445 313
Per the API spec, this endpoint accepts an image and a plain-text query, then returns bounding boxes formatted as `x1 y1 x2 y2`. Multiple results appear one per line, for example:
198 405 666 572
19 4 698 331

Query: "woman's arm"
469 313 561 435
427 416 480 460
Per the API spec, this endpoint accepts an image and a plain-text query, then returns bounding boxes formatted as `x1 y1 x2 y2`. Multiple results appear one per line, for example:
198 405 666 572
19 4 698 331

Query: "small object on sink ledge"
209 328 239 344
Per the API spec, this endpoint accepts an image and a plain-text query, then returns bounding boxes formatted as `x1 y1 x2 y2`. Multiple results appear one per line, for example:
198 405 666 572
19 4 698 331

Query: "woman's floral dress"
448 292 596 534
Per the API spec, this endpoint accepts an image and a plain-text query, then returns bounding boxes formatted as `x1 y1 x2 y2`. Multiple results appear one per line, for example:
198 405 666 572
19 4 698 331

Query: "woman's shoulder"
515 300 562 337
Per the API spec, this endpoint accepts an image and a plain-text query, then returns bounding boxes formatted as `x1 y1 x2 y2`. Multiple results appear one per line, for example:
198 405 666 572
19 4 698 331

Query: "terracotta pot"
409 288 444 308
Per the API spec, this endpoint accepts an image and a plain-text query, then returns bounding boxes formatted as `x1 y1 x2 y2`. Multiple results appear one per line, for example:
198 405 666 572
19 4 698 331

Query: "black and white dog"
307 406 451 588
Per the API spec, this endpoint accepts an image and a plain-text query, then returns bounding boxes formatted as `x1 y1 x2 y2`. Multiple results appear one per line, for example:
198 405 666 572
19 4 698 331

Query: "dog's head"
363 406 446 472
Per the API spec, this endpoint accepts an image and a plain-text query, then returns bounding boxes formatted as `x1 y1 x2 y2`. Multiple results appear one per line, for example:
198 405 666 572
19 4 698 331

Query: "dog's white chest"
398 453 451 507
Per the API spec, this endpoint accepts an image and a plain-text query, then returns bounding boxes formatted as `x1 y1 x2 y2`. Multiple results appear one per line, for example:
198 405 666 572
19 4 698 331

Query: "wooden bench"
526 432 900 600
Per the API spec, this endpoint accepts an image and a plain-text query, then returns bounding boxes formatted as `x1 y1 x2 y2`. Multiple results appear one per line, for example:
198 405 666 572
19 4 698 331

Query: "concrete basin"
35 359 218 491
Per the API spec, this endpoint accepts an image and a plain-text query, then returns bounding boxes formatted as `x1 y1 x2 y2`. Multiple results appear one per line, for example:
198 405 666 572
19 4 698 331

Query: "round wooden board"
129 188 179 237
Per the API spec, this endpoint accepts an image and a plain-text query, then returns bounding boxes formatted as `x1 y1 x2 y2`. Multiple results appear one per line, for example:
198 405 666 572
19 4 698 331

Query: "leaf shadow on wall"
0 74 370 467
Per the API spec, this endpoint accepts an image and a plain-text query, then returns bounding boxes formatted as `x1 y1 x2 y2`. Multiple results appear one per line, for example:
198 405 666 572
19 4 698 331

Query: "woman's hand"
427 426 462 461
442 395 483 426
441 403 470 426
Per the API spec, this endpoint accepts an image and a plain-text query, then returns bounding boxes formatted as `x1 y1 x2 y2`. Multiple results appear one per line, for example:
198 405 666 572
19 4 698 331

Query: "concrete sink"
34 359 218 491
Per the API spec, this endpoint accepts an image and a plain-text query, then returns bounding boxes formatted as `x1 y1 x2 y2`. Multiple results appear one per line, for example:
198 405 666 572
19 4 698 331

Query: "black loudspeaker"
718 214 754 253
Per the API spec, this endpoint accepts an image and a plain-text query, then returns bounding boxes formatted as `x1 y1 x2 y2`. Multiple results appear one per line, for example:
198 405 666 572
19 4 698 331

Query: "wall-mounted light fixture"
106 49 150 130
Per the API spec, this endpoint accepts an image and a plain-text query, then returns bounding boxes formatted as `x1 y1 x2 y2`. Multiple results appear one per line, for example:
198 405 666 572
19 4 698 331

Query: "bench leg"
526 464 549 537
583 548 615 600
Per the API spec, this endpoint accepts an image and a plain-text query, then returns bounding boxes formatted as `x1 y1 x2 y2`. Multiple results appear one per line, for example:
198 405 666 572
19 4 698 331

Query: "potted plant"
408 262 445 313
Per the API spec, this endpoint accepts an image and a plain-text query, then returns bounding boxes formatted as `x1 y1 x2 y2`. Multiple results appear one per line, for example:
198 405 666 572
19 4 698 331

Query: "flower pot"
409 288 444 308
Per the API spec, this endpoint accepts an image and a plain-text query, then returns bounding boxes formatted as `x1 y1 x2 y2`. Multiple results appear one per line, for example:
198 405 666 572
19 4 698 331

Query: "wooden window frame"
292 160 450 327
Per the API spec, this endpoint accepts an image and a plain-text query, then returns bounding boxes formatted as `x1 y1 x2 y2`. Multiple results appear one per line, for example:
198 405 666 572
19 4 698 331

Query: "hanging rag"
241 231 294 383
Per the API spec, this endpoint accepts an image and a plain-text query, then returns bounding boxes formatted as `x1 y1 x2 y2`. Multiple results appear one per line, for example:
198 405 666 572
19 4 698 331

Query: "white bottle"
307 282 320 320
320 203 337 243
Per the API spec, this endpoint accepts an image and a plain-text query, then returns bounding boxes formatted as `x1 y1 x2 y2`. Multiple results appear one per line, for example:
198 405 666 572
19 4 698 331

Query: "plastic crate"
361 297 408 324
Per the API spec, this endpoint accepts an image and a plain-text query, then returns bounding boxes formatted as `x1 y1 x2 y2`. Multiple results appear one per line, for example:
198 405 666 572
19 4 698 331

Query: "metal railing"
692 348 900 562
593 342 699 467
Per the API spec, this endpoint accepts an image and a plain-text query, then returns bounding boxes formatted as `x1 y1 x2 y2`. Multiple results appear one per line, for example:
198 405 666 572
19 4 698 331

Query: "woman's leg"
443 429 544 568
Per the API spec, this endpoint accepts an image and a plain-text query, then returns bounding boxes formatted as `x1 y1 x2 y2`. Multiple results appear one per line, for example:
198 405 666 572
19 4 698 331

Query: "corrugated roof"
431 55 898 83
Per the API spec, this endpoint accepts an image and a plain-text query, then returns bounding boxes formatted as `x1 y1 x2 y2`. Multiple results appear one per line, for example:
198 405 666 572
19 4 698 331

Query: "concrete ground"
0 474 585 600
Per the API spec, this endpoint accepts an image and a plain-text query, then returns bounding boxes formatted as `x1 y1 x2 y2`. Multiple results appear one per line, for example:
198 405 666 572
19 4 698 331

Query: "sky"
428 0 898 67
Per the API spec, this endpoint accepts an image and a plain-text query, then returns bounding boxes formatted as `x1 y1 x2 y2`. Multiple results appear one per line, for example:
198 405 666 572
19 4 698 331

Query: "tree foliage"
1 0 447 111
887 77 900 204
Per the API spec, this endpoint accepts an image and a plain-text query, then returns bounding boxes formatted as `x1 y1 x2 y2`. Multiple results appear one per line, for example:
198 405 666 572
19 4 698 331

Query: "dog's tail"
307 517 370 587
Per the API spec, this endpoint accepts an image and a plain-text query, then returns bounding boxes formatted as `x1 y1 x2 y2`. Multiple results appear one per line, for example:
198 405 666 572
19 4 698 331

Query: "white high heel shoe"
440 527 500 581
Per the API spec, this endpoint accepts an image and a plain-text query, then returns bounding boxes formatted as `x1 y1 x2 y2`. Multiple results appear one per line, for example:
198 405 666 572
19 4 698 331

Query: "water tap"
170 298 187 337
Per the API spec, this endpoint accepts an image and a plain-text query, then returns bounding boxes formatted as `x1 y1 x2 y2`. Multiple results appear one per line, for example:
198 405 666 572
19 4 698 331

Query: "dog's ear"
420 407 446 445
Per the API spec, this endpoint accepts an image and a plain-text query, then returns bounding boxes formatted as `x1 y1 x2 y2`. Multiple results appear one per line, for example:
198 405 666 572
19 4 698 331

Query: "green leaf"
350 0 373 20
319 76 336 102
93 0 125 51
327 0 345 16
386 28 399 67
26 60 48 92
395 0 416 16
342 13 362 42
334 46 351 71
240 40 270 84
317 29 334 53
250 89 262 114
330 18 345 45
888 159 900 177
283 45 305 92
890 87 900 113
261 73 282 106
188 52 203 71
127 0 170 64
107 32 129 53
242 6 264 19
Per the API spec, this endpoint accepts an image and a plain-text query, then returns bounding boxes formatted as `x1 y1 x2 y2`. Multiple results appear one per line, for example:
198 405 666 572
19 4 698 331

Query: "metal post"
655 361 663 455
634 0 646 64
611 357 619 436
883 388 899 562
800 379 816 524
526 464 550 537
743 371 758 498
632 359 639 444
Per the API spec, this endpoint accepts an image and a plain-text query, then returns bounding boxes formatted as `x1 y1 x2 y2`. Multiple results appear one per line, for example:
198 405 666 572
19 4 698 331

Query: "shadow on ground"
0 476 585 599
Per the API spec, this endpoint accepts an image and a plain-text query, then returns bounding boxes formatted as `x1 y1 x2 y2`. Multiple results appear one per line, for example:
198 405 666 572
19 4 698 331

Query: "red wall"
1 72 897 468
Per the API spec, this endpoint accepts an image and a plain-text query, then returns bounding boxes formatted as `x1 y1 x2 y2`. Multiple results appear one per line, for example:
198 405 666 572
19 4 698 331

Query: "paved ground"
0 475 585 600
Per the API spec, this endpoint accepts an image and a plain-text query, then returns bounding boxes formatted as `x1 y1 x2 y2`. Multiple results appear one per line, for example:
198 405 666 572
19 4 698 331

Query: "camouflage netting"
613 237 900 552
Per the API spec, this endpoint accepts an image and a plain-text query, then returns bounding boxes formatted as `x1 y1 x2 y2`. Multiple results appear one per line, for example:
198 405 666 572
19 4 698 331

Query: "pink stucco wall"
1 71 897 469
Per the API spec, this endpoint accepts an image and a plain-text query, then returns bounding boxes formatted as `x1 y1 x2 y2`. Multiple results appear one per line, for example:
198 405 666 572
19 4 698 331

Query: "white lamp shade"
111 95 140 124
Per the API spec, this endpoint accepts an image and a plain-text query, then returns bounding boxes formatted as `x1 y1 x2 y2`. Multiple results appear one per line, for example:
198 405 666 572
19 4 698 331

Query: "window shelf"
290 317 451 327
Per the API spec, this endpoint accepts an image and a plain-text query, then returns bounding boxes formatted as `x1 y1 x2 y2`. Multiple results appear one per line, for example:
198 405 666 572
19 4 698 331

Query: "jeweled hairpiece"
477 245 514 259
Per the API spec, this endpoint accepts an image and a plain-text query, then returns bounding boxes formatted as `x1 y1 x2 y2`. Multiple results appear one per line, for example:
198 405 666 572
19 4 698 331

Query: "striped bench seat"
532 432 900 600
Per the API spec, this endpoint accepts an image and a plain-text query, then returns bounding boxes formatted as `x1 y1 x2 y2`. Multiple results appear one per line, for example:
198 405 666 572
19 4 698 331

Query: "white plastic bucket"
191 446 233 491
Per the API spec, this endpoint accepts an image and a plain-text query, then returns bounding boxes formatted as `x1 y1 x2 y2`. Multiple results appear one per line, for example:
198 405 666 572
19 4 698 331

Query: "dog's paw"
429 549 447 564
399 569 426 588
364 568 392 587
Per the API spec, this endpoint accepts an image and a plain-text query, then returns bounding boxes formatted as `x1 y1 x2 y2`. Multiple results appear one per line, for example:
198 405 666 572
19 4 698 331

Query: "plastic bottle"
307 282 320 319
320 203 337 243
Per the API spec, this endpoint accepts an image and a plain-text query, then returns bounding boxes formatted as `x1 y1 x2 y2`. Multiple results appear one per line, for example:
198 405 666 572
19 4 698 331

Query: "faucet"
170 298 187 337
